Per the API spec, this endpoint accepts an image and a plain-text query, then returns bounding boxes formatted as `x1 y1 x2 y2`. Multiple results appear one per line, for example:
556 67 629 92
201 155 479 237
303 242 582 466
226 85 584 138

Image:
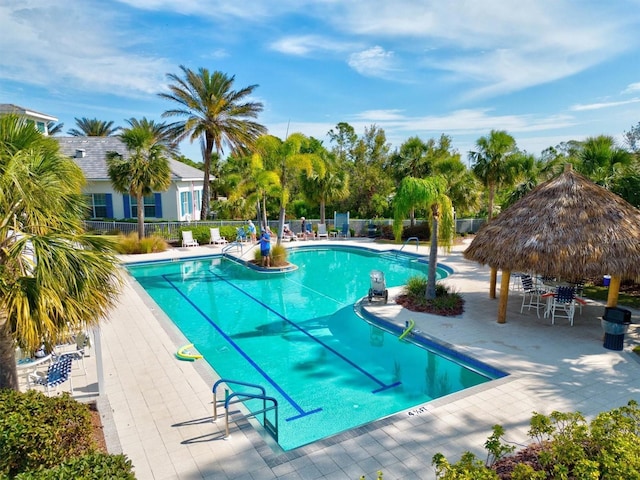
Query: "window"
85 193 108 218
180 191 192 217
131 195 156 218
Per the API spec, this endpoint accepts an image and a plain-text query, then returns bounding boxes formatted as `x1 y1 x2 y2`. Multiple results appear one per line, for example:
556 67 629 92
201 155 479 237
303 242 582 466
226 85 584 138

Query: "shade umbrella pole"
497 269 510 323
489 267 497 299
607 275 621 307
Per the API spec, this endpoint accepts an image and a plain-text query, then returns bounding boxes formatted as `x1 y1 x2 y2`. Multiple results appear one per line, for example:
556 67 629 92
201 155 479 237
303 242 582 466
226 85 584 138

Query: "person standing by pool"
259 229 271 267
247 219 257 242
300 217 307 240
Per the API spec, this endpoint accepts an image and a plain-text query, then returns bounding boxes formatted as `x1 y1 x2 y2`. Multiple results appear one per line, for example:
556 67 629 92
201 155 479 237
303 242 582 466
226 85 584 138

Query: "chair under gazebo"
464 164 640 323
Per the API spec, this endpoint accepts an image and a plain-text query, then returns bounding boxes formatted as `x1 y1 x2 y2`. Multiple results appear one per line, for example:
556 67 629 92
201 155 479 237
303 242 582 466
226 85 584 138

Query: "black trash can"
367 224 378 238
601 306 632 351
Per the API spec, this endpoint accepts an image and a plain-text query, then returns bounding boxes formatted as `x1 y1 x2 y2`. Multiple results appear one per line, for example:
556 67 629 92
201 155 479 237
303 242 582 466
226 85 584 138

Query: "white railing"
84 218 485 241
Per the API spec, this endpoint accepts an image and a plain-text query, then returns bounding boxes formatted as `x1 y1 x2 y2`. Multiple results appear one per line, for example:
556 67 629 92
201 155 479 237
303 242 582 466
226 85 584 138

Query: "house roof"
0 103 58 122
56 137 204 182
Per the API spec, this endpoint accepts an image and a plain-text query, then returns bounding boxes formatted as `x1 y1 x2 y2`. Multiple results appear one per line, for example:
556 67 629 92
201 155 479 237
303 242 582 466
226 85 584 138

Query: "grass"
583 285 640 309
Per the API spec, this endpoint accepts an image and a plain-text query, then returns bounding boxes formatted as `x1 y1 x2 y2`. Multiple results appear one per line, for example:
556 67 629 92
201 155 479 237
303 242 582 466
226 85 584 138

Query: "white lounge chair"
181 230 199 247
317 223 329 239
209 227 228 245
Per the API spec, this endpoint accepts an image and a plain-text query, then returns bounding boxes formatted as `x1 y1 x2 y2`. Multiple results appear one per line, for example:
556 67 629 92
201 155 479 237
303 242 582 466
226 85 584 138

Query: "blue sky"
2 0 639 164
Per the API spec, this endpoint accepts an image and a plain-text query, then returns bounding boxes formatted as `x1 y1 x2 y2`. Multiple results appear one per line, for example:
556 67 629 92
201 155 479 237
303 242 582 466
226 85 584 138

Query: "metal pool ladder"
399 236 420 253
212 379 279 442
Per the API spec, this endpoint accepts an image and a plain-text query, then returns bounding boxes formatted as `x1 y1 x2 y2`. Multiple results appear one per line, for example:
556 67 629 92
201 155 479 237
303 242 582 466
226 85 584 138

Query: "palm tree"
107 118 172 239
231 153 281 228
67 117 120 136
300 166 349 224
258 133 322 245
159 66 267 220
393 176 454 299
574 135 632 188
0 114 122 390
46 121 64 136
469 130 520 221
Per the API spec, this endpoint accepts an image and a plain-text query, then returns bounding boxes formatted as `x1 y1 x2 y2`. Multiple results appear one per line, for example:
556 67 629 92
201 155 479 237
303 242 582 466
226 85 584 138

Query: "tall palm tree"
67 117 120 136
107 118 172 239
393 176 454 300
0 114 122 390
159 66 267 220
469 130 520 221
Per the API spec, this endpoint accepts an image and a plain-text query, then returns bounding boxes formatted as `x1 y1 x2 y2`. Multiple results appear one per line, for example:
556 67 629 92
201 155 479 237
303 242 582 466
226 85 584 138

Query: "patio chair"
281 224 295 242
28 354 73 395
181 230 199 247
55 331 90 374
317 223 329 239
236 227 248 243
550 286 577 326
338 223 349 238
209 227 228 245
570 280 585 314
520 274 547 317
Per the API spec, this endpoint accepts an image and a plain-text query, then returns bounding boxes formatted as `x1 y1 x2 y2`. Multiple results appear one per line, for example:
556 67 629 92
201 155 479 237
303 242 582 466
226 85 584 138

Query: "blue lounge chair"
28 354 73 395
236 227 248 243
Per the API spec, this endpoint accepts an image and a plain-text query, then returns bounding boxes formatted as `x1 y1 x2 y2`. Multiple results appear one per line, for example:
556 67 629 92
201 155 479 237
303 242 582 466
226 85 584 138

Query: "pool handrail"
399 236 419 253
212 378 278 442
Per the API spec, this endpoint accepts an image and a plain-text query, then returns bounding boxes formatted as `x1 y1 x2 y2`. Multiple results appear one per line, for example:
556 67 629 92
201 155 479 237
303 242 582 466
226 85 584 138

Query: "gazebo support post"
607 275 622 307
497 269 510 323
489 267 497 299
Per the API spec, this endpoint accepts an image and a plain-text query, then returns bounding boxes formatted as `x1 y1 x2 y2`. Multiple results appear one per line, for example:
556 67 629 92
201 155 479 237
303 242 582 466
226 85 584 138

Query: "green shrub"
0 390 95 477
405 276 427 298
178 225 210 244
402 222 431 240
14 453 135 480
115 233 168 254
138 236 169 253
433 401 640 479
271 244 288 267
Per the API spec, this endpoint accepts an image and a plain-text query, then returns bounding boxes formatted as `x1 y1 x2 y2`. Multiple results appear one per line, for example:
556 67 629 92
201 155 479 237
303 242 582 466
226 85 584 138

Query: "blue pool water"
127 246 503 451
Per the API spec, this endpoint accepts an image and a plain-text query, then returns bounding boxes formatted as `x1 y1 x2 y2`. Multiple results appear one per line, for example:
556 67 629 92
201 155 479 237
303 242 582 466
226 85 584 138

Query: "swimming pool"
127 246 504 451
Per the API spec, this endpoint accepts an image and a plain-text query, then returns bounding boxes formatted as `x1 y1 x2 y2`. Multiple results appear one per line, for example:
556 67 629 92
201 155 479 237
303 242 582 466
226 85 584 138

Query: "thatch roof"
464 166 640 280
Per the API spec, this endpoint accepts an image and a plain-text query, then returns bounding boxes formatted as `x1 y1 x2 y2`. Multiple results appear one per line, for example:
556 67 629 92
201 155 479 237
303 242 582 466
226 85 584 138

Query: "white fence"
84 218 485 241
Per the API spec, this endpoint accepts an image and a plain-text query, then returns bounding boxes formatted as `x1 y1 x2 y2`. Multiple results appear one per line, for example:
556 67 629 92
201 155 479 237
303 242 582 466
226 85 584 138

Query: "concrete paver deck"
52 238 640 479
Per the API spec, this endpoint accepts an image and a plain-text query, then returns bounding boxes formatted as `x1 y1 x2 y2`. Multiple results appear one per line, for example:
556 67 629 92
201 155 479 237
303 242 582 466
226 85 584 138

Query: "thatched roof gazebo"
464 164 640 323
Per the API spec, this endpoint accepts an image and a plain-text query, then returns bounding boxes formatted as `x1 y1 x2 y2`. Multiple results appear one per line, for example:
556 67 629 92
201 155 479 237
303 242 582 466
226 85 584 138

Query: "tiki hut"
464 164 640 323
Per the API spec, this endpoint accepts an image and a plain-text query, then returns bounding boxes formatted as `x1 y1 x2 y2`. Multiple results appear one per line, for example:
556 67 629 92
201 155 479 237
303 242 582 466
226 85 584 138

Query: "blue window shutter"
154 193 163 218
105 193 113 218
187 191 193 214
123 195 131 219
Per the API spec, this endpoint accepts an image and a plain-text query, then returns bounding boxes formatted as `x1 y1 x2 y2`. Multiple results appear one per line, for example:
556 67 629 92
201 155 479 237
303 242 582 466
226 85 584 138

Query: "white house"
0 103 58 135
57 137 204 221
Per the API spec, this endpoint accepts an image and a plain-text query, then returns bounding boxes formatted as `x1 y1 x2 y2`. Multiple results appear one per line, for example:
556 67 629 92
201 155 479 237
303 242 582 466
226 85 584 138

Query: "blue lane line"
161 274 322 422
206 269 401 394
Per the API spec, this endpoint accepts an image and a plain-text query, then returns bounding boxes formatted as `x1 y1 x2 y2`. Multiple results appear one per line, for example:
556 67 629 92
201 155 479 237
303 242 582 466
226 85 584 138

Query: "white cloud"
270 35 353 56
353 109 405 121
570 98 640 111
623 82 640 94
348 46 397 78
0 1 171 96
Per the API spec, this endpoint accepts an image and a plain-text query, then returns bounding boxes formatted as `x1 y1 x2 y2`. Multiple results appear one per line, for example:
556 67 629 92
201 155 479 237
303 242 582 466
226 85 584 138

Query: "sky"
2 0 640 164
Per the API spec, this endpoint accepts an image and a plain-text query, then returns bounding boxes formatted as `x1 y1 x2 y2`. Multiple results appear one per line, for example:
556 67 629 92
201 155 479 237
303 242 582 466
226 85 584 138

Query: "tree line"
51 66 640 235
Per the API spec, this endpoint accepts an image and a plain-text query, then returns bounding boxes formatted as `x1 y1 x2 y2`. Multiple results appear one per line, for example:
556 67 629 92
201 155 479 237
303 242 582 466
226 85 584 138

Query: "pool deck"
38 237 640 479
